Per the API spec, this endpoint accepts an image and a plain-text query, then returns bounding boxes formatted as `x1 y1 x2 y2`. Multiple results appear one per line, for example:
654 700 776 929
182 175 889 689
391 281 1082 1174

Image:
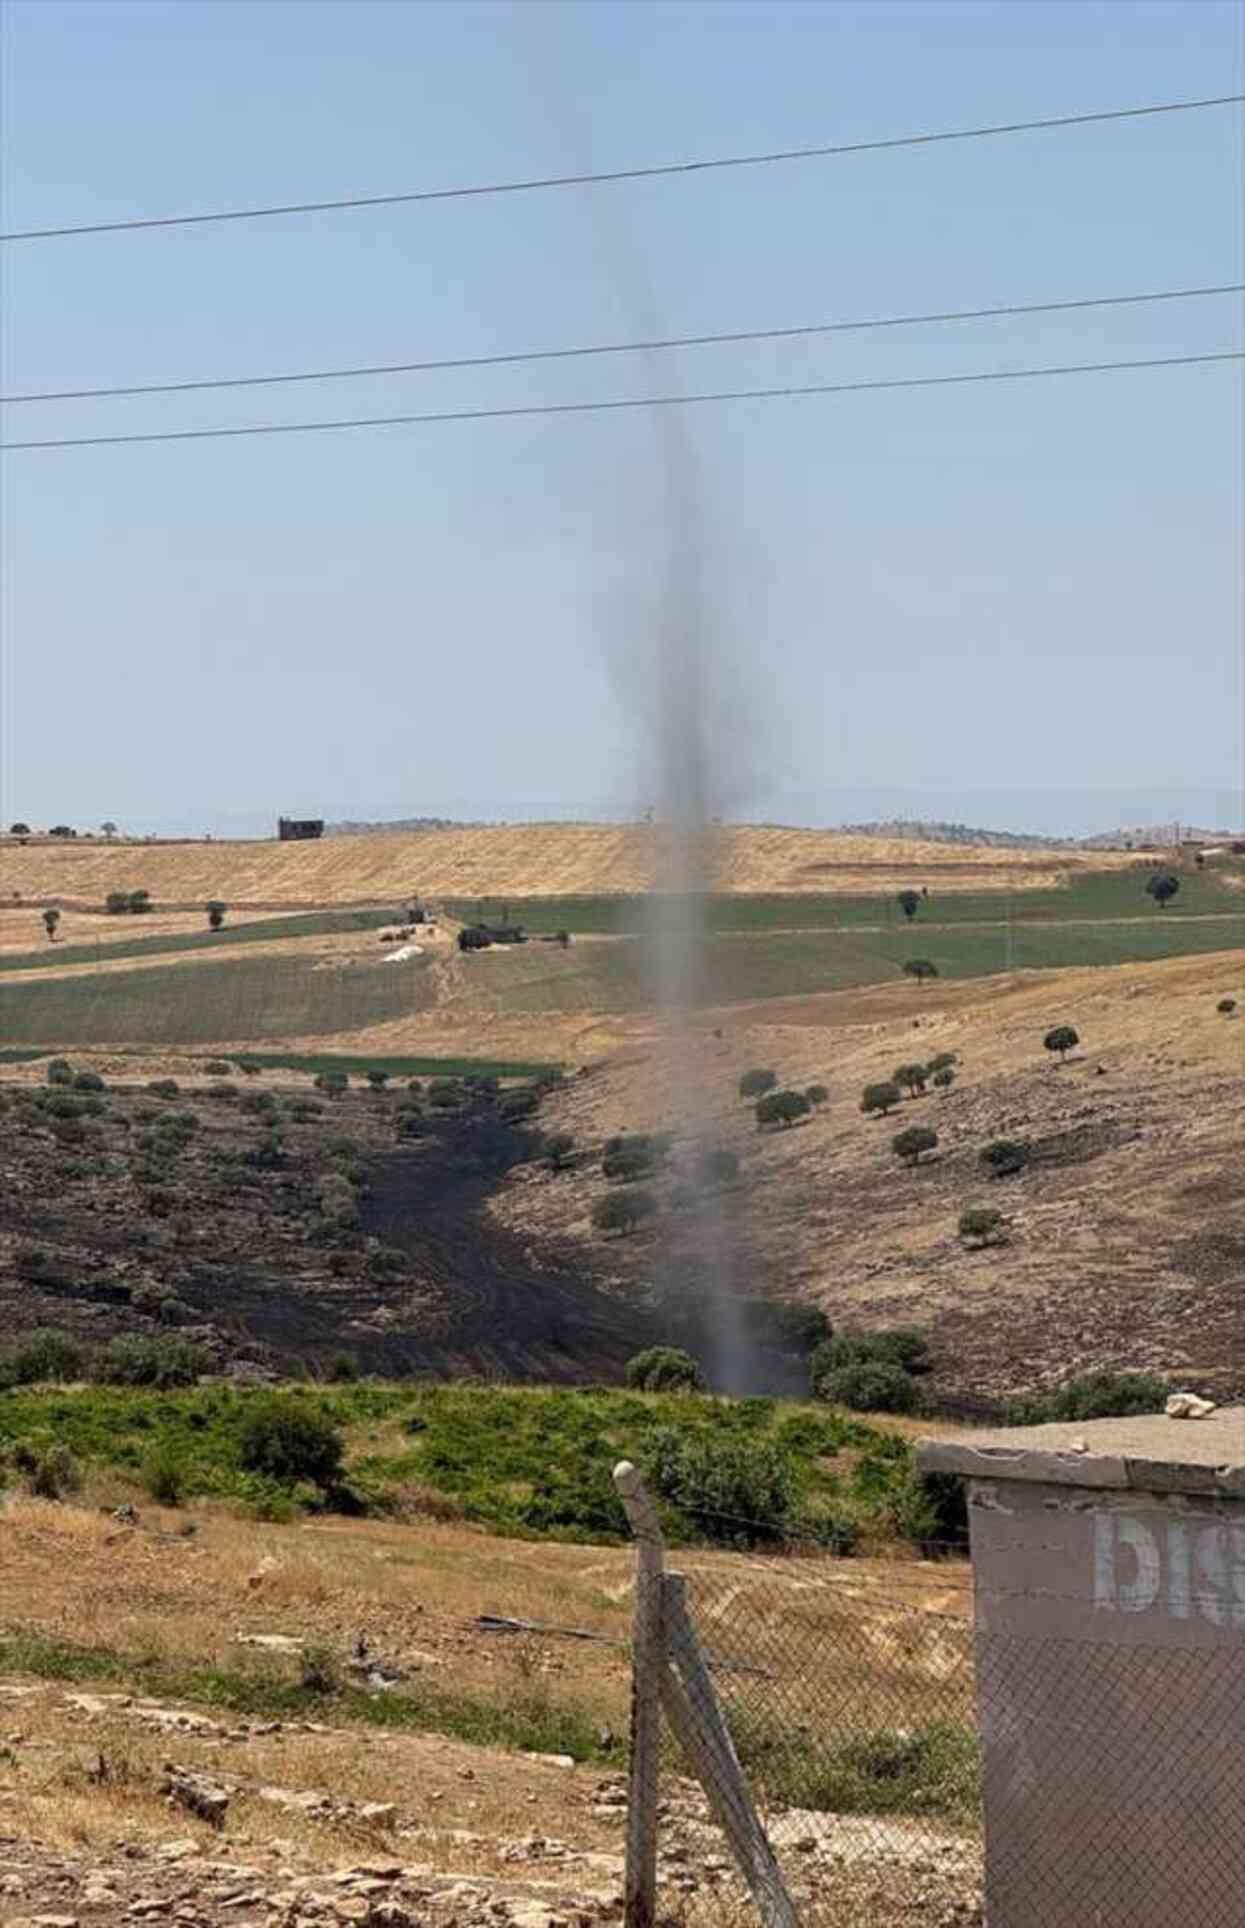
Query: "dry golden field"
1 822 1138 906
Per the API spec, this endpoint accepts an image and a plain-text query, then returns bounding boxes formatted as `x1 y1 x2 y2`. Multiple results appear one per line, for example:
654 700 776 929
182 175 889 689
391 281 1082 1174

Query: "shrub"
1043 1024 1079 1062
897 889 920 921
72 1070 106 1093
902 958 938 984
105 891 130 914
981 1139 1028 1178
893 1062 929 1096
1145 871 1180 909
740 1300 831 1353
238 1396 344 1487
142 1444 187 1507
365 1243 408 1282
592 1189 658 1236
1217 998 1237 1017
756 1089 811 1130
805 1083 829 1107
126 889 150 913
812 1329 930 1382
602 1137 669 1182
545 1131 575 1171
738 1068 777 1100
203 1059 233 1075
147 1078 180 1098
240 1088 278 1116
206 901 226 931
927 1052 958 1072
19 1442 82 1500
366 1069 390 1090
958 1205 1006 1246
406 1079 424 1097
327 1353 358 1382
892 1124 937 1166
644 1428 797 1545
300 1645 340 1695
97 1335 204 1388
860 1081 901 1118
314 1070 349 1098
396 1109 425 1139
697 1146 739 1186
818 1361 923 1415
248 1129 286 1171
932 1067 956 1092
8 1329 84 1385
626 1346 705 1392
43 908 61 941
46 1058 74 1086
42 1091 90 1120
427 1079 462 1109
1006 1370 1167 1426
205 1081 237 1102
288 1099 322 1122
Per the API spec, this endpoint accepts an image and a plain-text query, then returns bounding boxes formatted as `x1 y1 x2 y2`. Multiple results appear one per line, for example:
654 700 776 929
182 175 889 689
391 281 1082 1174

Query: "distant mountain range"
324 813 1243 850
326 817 490 835
837 819 1066 849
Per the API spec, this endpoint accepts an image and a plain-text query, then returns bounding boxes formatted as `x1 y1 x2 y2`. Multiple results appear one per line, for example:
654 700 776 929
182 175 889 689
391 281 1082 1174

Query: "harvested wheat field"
1 822 1138 907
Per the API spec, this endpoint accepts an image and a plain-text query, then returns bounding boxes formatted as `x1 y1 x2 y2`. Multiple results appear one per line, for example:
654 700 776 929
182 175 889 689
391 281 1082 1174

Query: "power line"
3 350 1239 453
4 282 1239 407
3 94 1241 243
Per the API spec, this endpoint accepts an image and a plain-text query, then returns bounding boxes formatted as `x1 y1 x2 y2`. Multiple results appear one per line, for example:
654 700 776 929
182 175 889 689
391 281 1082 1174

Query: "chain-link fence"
616 1463 1245 1927
671 1528 981 1926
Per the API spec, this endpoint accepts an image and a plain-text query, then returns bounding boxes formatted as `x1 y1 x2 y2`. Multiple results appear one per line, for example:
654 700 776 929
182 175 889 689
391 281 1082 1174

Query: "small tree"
128 889 151 914
626 1346 705 1392
902 958 938 986
592 1188 658 1236
238 1395 344 1487
805 1083 829 1107
1217 997 1237 1017
927 1052 957 1073
697 1146 738 1186
897 889 921 921
981 1139 1028 1178
46 1058 74 1086
756 1088 811 1130
1043 1024 1079 1063
932 1066 956 1093
892 1124 937 1166
861 1080 902 1118
958 1205 1006 1247
738 1067 777 1100
101 821 118 837
42 908 60 941
366 1068 390 1091
207 900 226 931
1146 871 1180 910
314 1069 349 1099
9 822 30 837
545 1130 575 1171
893 1062 929 1096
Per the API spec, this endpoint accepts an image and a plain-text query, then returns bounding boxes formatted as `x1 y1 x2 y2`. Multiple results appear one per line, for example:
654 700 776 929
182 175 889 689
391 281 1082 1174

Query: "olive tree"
42 908 60 942
860 1080 901 1118
756 1089 811 1130
893 1062 929 1096
897 889 920 921
738 1067 777 1100
892 1124 938 1167
1043 1024 1079 1063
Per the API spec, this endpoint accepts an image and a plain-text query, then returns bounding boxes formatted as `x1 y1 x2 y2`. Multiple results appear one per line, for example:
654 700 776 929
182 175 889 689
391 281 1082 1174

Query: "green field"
0 951 431 1047
0 906 394 976
447 865 1244 934
2 899 1239 1047
221 1049 558 1079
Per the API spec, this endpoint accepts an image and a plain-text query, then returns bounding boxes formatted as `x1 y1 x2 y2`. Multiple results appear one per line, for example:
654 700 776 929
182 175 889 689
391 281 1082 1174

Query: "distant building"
277 817 324 842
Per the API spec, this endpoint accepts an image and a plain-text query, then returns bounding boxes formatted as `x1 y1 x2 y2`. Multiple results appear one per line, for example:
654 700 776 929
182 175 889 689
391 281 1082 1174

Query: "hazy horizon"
2 1 1241 837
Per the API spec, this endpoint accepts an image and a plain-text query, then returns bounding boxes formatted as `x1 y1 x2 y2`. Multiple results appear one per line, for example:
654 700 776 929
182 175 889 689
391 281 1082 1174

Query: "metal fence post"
614 1459 665 1928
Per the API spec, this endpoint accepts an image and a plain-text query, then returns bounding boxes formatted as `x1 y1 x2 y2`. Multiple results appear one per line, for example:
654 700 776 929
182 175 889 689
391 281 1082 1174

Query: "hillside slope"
3 822 1139 906
494 950 1245 1402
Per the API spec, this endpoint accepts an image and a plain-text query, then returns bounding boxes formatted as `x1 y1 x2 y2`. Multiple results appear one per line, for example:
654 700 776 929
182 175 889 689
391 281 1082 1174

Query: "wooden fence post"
614 1459 665 1928
660 1571 802 1928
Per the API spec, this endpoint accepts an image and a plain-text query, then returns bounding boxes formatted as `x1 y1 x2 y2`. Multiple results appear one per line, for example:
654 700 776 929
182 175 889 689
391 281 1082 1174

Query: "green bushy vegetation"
0 1380 925 1549
625 1346 704 1392
1004 1371 1168 1426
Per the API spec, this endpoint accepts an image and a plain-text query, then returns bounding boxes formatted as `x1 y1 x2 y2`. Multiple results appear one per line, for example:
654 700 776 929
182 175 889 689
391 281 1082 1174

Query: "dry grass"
1 823 1136 907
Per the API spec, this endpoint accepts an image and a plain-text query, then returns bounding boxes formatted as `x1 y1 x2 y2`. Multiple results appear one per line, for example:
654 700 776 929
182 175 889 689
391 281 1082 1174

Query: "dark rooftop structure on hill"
277 817 324 842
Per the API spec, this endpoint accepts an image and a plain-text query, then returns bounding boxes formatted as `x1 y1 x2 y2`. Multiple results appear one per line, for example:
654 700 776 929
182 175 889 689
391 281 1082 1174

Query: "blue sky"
1 0 1242 836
